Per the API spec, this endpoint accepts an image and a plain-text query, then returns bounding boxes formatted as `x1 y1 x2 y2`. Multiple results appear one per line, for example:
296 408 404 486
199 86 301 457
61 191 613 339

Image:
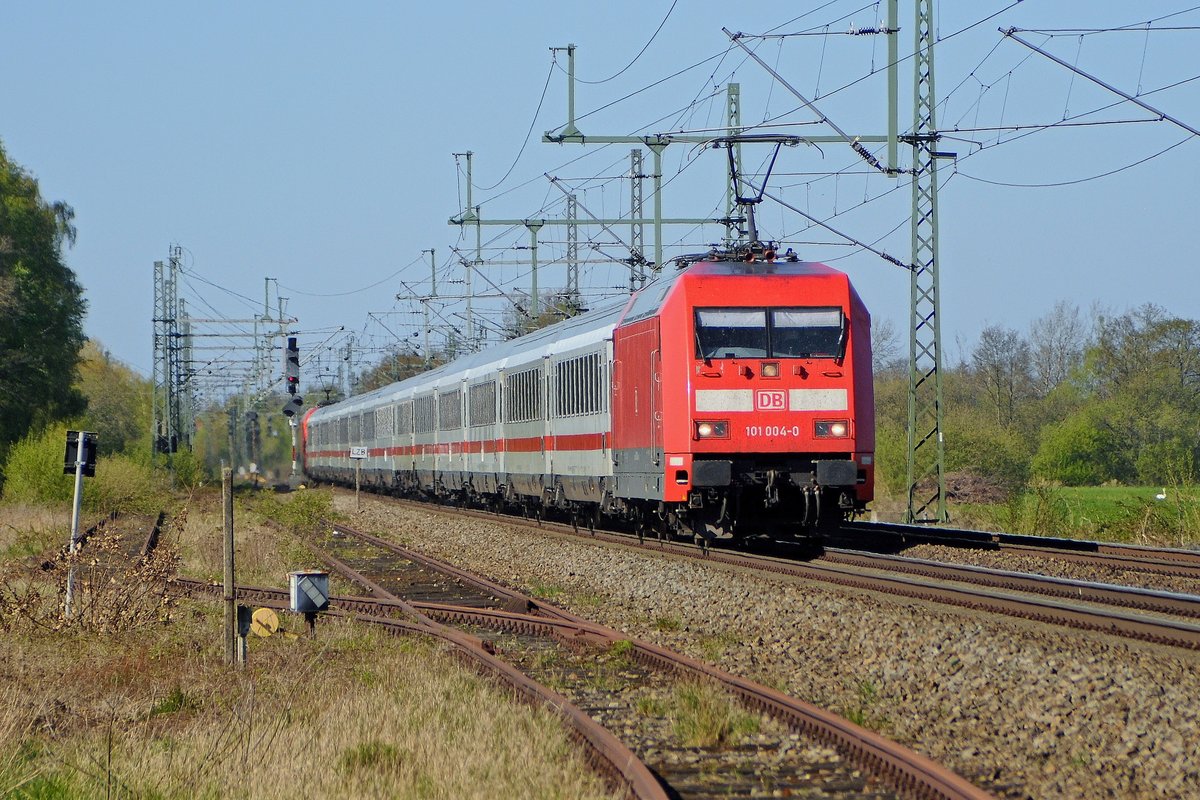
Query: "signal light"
284 336 300 394
282 396 304 418
695 420 729 439
760 361 780 378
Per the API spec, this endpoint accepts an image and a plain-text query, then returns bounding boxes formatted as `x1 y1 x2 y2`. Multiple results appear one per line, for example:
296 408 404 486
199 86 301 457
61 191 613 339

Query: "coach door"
612 317 664 500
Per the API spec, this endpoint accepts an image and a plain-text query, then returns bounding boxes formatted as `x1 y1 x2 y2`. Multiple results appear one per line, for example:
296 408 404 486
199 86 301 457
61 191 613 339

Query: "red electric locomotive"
302 246 872 540
610 246 873 539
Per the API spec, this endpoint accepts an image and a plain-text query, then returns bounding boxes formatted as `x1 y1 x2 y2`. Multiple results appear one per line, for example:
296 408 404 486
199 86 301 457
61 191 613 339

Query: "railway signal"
282 395 303 417
63 430 98 617
285 336 300 394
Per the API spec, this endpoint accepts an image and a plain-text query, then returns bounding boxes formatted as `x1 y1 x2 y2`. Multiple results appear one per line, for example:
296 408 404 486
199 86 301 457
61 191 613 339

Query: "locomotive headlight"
695 420 729 439
760 361 781 378
814 420 850 438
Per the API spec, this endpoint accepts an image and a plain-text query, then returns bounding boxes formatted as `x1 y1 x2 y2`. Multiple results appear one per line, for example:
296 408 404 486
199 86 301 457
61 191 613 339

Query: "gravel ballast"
333 494 1200 799
891 543 1200 597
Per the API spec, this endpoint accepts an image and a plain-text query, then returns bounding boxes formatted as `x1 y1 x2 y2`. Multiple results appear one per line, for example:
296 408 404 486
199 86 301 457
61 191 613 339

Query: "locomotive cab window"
770 308 845 359
694 309 768 358
694 307 845 360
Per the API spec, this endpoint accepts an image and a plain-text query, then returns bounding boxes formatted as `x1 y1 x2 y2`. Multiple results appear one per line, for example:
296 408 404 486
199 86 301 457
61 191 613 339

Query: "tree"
500 289 584 339
870 317 904 375
1032 408 1128 485
1028 301 1090 397
1085 306 1200 481
75 340 153 456
0 141 86 475
355 347 433 393
971 324 1032 427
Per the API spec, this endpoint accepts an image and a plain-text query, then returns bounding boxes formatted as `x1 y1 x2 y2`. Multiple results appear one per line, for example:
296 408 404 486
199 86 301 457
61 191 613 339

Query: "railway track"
817 547 1200 621
359 493 1200 652
177 516 990 800
837 520 1200 580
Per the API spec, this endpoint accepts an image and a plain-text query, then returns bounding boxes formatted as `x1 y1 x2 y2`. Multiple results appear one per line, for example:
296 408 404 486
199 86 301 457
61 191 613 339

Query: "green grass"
527 581 565 601
669 681 760 748
950 484 1200 545
1054 486 1168 527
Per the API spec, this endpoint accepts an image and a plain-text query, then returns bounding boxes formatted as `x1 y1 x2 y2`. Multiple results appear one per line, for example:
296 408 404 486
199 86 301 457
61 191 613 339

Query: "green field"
947 484 1200 546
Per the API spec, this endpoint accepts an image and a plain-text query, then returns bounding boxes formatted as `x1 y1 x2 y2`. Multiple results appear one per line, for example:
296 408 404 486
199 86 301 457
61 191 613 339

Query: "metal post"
887 0 899 172
422 300 431 366
550 44 580 138
905 0 948 523
566 193 579 299
629 149 645 291
289 417 299 479
355 461 361 511
63 448 85 618
428 247 437 299
222 467 236 665
527 221 544 321
466 235 477 349
649 143 665 271
166 246 183 453
725 84 744 246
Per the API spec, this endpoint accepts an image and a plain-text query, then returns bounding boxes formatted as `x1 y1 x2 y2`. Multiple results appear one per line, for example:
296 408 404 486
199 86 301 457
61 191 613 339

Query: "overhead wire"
282 254 425 298
575 0 679 85
473 60 557 192
954 134 1195 188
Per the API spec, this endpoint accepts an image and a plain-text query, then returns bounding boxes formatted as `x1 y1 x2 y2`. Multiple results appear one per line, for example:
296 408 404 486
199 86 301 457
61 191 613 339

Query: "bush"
946 420 1031 493
0 425 75 506
170 448 210 490
872 421 907 498
1 424 166 514
1032 412 1127 485
254 487 334 533
88 454 166 514
1134 439 1197 487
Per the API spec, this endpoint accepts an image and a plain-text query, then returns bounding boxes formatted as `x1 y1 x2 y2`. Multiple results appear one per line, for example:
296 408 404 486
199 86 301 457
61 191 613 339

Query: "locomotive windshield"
694 309 768 358
695 307 844 359
770 308 844 358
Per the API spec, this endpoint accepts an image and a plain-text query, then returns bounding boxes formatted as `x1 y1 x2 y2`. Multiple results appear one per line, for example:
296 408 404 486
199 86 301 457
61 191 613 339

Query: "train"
301 244 874 541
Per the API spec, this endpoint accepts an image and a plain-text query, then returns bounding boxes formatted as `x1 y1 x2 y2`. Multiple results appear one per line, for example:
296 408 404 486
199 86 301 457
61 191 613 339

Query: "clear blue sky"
3 2 1198 394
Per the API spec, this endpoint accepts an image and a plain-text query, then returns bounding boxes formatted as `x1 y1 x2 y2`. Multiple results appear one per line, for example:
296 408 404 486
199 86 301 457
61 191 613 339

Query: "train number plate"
744 424 802 437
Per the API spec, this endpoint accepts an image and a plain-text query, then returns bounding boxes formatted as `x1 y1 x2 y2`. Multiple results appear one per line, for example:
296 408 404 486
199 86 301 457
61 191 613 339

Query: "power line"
1002 28 1200 137
473 61 557 192
954 134 1195 188
1021 26 1200 35
281 254 425 298
576 0 678 85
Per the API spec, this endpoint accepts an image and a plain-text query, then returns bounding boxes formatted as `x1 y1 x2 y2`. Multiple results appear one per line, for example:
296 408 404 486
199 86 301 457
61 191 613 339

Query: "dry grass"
0 612 618 799
0 497 619 800
170 488 327 588
0 504 70 560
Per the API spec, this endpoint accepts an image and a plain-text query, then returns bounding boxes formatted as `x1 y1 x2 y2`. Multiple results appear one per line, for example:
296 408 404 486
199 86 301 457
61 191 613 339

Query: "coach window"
770 308 845 359
439 390 462 430
695 309 768 359
377 407 393 439
469 381 497 426
504 367 542 423
396 401 413 435
414 396 435 434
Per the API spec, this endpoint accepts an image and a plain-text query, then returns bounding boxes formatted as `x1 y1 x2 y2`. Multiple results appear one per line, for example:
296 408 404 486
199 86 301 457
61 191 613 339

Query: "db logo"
755 390 786 410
